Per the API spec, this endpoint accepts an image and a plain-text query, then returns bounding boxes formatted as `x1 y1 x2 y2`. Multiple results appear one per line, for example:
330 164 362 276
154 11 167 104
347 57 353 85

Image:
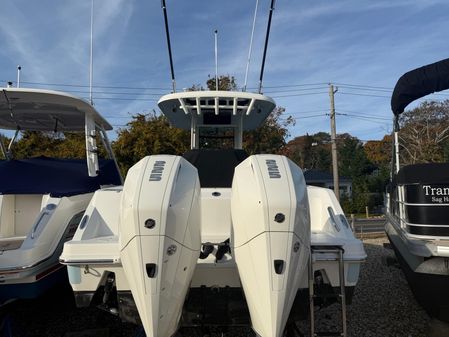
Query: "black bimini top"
183 149 248 188
396 163 449 185
0 157 121 197
391 58 449 115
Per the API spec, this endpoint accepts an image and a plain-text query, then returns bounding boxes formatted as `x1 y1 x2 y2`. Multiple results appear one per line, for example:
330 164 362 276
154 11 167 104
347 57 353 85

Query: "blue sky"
1 0 449 142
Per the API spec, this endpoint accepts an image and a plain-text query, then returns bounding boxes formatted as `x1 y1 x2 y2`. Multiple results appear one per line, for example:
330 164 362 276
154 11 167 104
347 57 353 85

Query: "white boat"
61 90 365 336
0 88 121 302
385 58 449 321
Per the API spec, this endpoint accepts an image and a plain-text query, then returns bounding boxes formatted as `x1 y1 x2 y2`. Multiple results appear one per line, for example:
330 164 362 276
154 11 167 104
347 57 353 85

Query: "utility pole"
329 84 339 201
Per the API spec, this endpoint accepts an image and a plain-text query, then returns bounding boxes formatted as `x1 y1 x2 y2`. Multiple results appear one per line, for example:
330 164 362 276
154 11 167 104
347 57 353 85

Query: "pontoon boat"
385 58 449 321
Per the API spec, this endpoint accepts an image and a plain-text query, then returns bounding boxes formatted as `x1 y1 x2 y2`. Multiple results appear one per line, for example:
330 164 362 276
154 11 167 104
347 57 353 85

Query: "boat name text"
266 159 281 179
423 185 449 196
149 161 166 181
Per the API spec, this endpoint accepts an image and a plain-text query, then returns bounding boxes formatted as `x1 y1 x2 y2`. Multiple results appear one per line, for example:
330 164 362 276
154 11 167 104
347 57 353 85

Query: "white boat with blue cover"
61 90 365 337
0 88 121 302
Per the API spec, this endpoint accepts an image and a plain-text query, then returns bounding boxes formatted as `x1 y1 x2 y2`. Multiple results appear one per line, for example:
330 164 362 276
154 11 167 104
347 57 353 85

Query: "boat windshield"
199 126 235 149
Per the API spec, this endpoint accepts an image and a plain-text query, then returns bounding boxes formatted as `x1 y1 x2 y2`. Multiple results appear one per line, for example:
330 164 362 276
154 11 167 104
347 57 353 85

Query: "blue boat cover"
0 157 121 197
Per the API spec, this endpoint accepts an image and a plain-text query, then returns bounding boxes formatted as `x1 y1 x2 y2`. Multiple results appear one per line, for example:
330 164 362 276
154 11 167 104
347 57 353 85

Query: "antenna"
214 30 219 91
161 0 176 93
89 0 94 105
258 0 276 94
243 0 259 92
17 65 21 88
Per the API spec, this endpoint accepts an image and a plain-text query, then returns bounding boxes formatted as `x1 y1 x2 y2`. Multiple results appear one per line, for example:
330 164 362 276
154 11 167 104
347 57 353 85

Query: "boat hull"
386 220 449 321
0 263 67 302
0 194 91 302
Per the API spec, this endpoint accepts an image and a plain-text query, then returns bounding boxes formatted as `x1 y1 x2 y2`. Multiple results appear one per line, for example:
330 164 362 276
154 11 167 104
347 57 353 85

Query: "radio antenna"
258 0 276 94
161 0 176 92
17 65 22 88
89 0 94 105
214 30 219 91
243 0 259 92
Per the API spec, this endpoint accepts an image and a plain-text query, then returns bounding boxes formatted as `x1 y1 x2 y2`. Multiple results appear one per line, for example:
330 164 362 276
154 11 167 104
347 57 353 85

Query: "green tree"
337 133 373 178
113 113 190 175
206 75 238 91
113 75 294 173
282 133 313 168
11 131 107 160
284 132 331 171
244 107 294 155
12 131 61 158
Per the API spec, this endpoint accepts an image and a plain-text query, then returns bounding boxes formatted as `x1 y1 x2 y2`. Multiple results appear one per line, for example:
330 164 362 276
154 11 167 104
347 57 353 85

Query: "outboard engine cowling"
119 155 201 337
231 155 310 337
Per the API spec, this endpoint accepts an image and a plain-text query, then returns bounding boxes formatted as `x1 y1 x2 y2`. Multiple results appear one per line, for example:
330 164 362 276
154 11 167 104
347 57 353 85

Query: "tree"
281 133 313 168
11 131 107 160
112 113 190 175
204 75 293 154
337 133 373 178
206 75 238 91
284 132 332 171
12 131 61 158
113 75 293 173
399 100 449 164
364 135 392 169
244 107 294 155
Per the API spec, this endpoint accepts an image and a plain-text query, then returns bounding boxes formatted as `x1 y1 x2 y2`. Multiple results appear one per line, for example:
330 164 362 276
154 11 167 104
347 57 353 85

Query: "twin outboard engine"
119 155 201 337
231 155 310 337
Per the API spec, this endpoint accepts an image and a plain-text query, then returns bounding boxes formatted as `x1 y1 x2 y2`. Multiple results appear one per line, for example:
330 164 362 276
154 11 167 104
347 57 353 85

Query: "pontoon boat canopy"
157 91 276 130
0 88 113 131
391 58 449 115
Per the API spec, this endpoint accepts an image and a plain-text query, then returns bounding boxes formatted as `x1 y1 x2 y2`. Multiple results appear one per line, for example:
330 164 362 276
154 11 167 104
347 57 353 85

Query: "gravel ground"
2 236 437 337
295 237 432 337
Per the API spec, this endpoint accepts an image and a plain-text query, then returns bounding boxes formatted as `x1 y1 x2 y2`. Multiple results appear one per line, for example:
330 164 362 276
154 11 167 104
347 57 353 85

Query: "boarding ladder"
309 245 347 337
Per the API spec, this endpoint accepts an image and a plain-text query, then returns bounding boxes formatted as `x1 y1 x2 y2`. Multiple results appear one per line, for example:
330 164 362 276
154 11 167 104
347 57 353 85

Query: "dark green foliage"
112 113 190 176
9 131 107 159
244 107 294 155
283 132 331 171
206 75 238 91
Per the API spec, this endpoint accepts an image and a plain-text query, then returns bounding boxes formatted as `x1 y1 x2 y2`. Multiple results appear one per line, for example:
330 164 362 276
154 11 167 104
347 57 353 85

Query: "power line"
271 91 328 98
337 85 391 93
287 109 329 115
80 96 158 102
249 82 329 89
333 82 393 90
338 92 391 99
264 86 329 94
1 80 171 91
61 89 166 96
337 111 391 121
288 114 327 120
336 113 390 125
